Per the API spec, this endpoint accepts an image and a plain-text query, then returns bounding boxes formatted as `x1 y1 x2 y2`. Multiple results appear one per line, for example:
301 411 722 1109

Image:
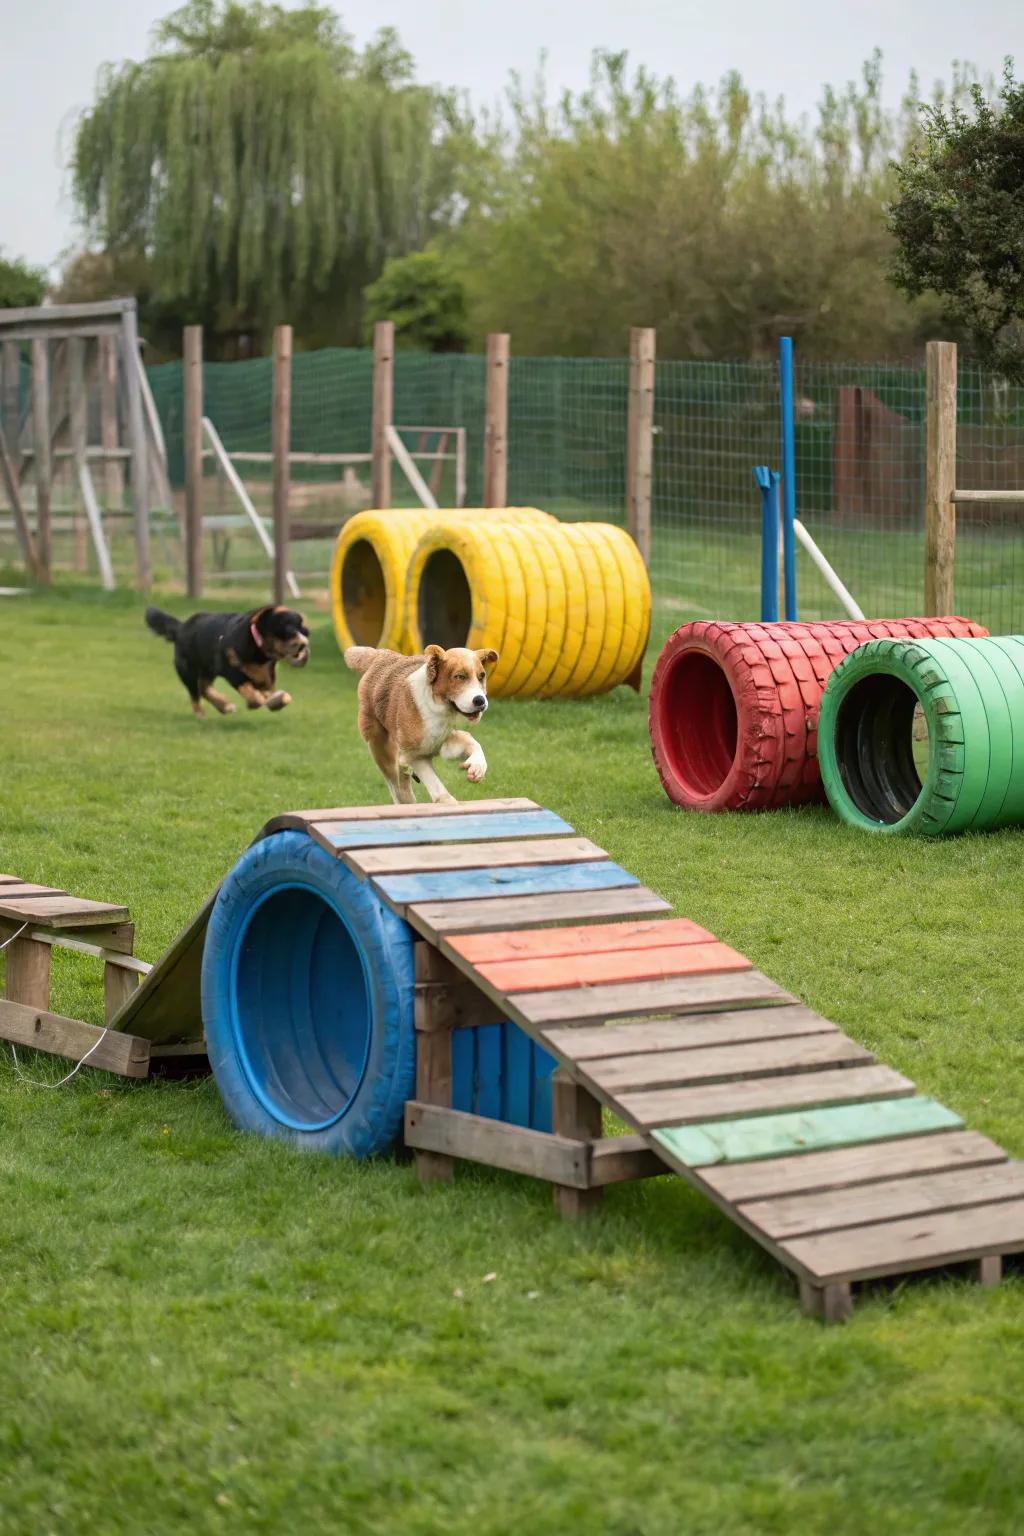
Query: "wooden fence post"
121 305 151 592
372 320 394 509
925 340 957 615
1 340 19 471
184 325 204 598
30 339 52 586
272 324 292 606
68 337 88 572
627 326 655 566
98 335 122 509
484 332 510 508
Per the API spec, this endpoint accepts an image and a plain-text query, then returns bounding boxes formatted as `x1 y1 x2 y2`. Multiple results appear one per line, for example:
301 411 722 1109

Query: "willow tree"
71 1 458 351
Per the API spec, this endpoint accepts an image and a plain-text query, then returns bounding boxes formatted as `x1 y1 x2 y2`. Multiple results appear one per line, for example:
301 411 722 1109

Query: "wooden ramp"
264 798 1023 1320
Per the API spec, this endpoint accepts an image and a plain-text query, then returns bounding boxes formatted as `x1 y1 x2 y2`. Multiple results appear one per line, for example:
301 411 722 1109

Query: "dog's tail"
344 645 378 674
145 606 180 643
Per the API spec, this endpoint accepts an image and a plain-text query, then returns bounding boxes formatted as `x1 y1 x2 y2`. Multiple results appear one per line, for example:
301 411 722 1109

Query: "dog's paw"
463 751 487 783
223 702 237 715
266 690 292 712
434 790 458 804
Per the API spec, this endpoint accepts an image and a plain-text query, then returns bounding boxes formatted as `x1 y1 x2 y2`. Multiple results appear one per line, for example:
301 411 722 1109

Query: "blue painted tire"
201 831 416 1157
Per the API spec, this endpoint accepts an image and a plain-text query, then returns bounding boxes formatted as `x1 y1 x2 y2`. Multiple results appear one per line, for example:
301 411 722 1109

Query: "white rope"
1 921 112 1087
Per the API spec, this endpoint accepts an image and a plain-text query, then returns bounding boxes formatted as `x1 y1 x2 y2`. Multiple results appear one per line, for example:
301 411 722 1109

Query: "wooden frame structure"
0 299 172 591
925 338 1024 614
4 799 1021 1322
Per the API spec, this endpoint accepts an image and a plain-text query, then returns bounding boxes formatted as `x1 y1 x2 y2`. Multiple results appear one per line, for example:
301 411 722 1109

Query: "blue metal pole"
779 336 798 621
753 465 780 622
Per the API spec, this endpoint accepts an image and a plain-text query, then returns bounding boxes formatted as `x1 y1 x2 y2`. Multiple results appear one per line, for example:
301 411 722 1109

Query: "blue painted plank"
652 1097 964 1169
475 1025 504 1121
323 810 573 849
530 1041 558 1133
376 861 638 905
450 1028 475 1115
502 1023 533 1128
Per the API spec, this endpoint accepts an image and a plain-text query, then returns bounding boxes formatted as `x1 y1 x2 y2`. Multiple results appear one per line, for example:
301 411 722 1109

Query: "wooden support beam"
29 339 51 585
925 340 957 615
68 336 89 572
413 957 455 1185
0 421 41 581
104 961 140 1024
4 935 52 1009
799 1279 854 1324
551 1068 603 1219
272 324 292 606
98 334 123 509
1 340 19 471
121 305 151 591
483 332 509 508
184 325 204 598
404 1102 591 1186
627 326 655 566
0 998 150 1078
371 321 393 509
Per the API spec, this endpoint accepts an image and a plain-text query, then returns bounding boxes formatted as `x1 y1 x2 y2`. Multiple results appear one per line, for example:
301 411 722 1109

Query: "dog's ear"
476 648 499 672
424 643 445 683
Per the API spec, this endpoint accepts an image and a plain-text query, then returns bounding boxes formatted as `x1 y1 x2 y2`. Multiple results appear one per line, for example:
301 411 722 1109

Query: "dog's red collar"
249 620 266 656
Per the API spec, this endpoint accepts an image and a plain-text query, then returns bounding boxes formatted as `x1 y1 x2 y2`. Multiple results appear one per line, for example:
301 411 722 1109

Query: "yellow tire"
588 522 652 691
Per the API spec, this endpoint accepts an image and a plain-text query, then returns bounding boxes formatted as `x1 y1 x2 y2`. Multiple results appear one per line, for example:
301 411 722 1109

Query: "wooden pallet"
262 798 1024 1320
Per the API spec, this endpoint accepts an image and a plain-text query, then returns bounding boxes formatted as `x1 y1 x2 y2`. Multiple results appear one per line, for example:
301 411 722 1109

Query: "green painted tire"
818 635 1024 835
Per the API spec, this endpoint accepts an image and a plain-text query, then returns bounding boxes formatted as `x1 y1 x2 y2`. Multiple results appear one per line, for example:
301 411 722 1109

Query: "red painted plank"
474 940 750 994
447 916 715 966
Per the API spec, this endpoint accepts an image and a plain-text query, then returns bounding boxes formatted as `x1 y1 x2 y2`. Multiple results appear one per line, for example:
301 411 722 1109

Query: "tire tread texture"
649 618 989 813
202 831 416 1156
818 634 1024 835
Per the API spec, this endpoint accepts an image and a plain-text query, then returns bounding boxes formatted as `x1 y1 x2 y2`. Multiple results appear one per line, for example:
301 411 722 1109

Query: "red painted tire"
648 618 989 813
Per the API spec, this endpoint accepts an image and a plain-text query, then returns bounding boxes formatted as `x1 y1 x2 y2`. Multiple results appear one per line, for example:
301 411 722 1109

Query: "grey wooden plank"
0 896 130 927
404 1102 590 1186
745 1161 1024 1241
698 1130 1007 1204
513 970 793 1026
0 884 70 899
542 1006 837 1062
584 1032 874 1096
348 836 604 876
620 1065 914 1131
781 1198 1024 1283
407 886 672 938
0 998 150 1078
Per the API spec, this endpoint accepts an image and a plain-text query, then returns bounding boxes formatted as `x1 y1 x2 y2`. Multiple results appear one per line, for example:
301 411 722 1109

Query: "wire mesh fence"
7 342 1021 635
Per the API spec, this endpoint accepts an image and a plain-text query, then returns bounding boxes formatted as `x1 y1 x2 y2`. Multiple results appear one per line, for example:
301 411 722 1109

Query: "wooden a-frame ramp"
4 797 1022 1320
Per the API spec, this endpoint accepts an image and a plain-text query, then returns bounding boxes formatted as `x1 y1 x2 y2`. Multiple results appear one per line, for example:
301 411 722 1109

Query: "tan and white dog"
344 644 499 804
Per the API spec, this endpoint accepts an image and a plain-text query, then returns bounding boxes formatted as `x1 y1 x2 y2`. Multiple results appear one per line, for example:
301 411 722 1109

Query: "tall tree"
447 52 949 361
71 1 462 353
889 63 1024 381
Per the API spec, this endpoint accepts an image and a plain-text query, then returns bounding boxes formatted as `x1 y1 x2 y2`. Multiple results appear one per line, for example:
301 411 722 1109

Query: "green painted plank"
651 1097 963 1169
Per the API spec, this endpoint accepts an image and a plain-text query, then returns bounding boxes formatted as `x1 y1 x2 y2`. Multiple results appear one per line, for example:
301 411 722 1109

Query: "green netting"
142 348 1024 634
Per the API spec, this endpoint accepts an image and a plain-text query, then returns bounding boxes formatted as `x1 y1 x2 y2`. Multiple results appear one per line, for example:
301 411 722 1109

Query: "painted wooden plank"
699 1130 1007 1205
447 917 714 966
745 1162 1024 1241
476 1023 503 1120
450 1026 475 1115
622 1066 913 1131
584 1032 874 1096
0 896 130 927
512 971 791 1026
409 887 672 937
542 1006 837 1062
321 810 573 848
474 940 750 995
503 1022 533 1129
375 861 638 908
350 837 604 876
780 1199 1024 1283
270 798 539 828
651 1097 963 1169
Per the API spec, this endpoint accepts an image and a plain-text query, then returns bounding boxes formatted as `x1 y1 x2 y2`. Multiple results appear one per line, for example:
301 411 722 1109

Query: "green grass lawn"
2 584 1024 1536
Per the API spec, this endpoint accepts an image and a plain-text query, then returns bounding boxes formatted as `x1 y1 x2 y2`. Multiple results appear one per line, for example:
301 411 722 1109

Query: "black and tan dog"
145 604 310 717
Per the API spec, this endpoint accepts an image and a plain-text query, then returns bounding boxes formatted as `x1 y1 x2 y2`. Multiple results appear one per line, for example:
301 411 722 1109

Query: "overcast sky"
1 0 1018 273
